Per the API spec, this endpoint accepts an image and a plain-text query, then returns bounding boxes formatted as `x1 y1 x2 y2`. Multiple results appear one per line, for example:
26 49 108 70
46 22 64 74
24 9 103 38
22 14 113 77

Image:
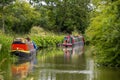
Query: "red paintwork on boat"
11 44 29 51
62 43 72 47
62 35 84 47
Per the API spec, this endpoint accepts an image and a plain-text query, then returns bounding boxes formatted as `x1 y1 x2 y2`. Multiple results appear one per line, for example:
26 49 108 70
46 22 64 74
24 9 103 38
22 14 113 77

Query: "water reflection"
94 67 120 80
63 46 84 62
11 56 37 80
38 46 94 80
1 46 120 80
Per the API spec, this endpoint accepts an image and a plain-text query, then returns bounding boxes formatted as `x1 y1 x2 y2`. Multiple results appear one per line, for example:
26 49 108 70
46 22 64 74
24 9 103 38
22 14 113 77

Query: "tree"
32 0 90 33
86 0 120 66
0 0 15 33
4 0 40 33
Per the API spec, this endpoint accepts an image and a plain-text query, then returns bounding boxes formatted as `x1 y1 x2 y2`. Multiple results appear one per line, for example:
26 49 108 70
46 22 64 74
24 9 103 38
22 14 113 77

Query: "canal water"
0 46 120 80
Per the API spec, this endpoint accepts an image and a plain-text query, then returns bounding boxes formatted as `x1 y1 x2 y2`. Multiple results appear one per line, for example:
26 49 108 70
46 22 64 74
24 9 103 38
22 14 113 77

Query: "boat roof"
13 38 27 43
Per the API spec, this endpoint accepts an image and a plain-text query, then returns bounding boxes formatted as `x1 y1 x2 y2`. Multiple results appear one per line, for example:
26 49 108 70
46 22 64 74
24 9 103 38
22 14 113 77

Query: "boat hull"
11 51 31 58
62 42 84 47
62 43 72 47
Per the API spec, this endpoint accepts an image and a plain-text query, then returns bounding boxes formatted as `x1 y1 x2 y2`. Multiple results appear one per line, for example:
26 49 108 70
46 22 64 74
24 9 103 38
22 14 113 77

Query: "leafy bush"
0 32 13 61
31 35 63 48
85 0 120 67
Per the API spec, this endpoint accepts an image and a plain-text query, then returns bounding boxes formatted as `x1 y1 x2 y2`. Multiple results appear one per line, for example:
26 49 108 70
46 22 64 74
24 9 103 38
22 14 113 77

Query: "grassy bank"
0 31 13 59
0 31 13 72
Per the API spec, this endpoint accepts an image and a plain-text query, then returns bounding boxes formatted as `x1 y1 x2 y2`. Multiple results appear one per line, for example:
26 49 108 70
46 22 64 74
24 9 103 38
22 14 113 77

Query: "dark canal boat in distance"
11 38 37 58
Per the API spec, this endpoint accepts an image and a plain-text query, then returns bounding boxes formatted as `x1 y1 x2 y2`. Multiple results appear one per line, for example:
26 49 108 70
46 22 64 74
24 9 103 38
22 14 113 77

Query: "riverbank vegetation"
0 31 13 58
30 27 64 48
85 0 120 67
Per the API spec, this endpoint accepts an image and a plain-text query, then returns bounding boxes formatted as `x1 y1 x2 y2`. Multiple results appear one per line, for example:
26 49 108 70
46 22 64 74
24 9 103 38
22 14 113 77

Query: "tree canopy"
0 0 40 33
0 0 90 34
33 0 90 33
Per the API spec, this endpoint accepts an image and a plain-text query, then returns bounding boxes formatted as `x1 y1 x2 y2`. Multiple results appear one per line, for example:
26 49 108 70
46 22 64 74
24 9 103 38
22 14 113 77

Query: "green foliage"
0 32 13 61
86 0 120 67
31 35 63 48
0 0 14 4
0 0 40 33
6 1 40 33
34 0 89 33
0 0 89 34
29 27 64 48
0 0 15 33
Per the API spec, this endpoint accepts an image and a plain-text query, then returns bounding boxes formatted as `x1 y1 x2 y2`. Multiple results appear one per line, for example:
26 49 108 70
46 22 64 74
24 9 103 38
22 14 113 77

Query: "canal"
0 46 120 80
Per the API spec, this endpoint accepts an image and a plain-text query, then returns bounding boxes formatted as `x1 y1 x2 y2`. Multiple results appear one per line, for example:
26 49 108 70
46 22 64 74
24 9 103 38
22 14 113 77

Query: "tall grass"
0 32 13 61
0 31 13 75
31 35 63 48
30 27 64 48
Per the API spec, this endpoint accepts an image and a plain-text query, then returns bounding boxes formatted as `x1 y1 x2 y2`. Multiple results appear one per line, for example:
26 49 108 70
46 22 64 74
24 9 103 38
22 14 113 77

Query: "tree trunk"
2 13 5 33
2 5 5 33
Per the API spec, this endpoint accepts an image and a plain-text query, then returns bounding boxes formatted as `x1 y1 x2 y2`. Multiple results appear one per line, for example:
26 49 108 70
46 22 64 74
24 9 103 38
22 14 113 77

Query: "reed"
30 27 64 48
31 35 63 48
0 32 13 62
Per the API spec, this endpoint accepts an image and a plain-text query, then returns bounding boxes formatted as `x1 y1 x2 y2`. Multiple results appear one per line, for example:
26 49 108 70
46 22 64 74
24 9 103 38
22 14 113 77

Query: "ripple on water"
40 69 93 74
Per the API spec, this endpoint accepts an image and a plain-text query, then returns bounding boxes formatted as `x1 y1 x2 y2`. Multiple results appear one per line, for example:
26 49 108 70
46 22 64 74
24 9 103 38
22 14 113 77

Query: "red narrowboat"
11 38 36 57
